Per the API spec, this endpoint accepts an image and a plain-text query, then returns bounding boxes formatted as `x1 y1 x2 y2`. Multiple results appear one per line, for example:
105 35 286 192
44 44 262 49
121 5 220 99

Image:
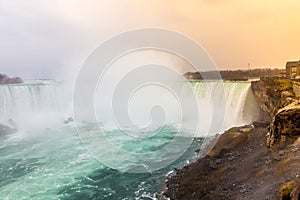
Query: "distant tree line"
0 74 23 84
184 68 285 81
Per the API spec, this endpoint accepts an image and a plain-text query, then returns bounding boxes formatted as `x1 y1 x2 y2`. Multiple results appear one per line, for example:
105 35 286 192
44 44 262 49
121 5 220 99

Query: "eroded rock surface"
252 77 300 147
268 101 300 147
251 77 295 121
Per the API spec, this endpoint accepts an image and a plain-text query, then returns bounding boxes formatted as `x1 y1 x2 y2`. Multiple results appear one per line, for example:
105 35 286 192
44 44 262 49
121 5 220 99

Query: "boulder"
267 101 300 147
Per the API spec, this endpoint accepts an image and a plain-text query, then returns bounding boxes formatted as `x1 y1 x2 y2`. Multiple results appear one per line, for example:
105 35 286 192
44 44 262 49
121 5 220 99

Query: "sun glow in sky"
1 0 300 79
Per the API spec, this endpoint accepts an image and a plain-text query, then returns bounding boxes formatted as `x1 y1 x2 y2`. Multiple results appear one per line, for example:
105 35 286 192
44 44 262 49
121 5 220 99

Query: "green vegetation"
279 182 294 200
275 79 293 91
184 68 284 80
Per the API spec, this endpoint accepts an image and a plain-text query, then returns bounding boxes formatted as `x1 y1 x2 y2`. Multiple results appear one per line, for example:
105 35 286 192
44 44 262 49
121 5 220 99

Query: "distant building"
286 60 300 78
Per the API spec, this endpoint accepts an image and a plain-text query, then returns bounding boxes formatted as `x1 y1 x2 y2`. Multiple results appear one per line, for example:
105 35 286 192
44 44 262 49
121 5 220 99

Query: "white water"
0 81 259 134
191 81 259 131
0 82 72 132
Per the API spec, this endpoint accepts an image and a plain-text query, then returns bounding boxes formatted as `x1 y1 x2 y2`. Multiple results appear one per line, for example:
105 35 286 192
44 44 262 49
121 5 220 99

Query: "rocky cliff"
268 100 300 147
251 77 295 121
251 77 300 147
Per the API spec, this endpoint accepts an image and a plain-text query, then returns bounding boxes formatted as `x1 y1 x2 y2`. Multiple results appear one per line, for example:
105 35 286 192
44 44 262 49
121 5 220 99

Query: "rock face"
251 77 300 147
0 74 23 84
268 101 300 146
251 77 295 121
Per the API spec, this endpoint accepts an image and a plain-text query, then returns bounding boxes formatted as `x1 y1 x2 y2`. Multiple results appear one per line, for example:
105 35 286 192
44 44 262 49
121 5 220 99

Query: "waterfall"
0 83 71 128
191 81 260 132
0 81 259 133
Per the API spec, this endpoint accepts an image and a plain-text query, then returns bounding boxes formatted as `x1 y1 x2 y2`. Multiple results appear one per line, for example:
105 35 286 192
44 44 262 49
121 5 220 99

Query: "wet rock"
64 117 74 124
0 123 17 136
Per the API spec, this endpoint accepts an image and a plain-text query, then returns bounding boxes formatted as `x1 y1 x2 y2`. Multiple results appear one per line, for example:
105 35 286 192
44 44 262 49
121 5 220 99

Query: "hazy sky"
1 0 300 79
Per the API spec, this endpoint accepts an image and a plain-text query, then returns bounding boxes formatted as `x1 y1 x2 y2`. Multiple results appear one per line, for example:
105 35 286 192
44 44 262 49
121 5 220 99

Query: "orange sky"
1 0 300 78
54 0 300 69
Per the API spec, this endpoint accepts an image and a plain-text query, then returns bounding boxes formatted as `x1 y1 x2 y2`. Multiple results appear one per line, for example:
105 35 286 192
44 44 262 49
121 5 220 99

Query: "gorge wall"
251 77 300 147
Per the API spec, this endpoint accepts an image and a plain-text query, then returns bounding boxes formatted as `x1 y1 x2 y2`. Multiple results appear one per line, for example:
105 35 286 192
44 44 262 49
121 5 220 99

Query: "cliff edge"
251 77 300 147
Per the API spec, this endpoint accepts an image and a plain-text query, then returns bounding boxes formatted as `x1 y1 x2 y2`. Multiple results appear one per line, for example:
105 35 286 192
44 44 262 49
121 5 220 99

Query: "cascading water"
191 81 259 131
0 82 72 132
0 81 259 199
0 83 69 120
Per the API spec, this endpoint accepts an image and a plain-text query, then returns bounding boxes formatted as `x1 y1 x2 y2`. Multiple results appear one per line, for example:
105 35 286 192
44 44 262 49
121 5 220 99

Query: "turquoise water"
0 124 203 199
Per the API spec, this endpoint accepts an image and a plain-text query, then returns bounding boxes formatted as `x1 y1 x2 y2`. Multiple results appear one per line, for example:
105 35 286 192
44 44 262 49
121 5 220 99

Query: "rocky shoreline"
164 77 300 200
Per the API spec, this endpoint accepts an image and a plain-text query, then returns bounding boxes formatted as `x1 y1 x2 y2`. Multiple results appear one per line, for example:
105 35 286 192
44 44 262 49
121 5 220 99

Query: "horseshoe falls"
0 81 259 200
